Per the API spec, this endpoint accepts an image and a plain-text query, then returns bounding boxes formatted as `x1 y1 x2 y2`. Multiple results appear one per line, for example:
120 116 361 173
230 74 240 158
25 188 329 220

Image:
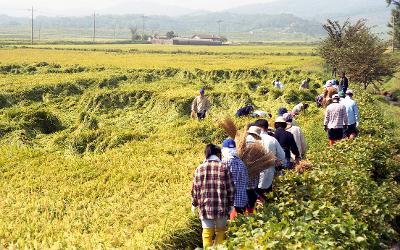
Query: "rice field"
0 44 325 248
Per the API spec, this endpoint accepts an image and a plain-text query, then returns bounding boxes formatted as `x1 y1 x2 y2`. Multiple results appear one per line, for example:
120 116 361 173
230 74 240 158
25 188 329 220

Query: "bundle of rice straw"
295 160 313 174
218 117 237 139
191 110 197 120
219 118 276 177
240 143 276 177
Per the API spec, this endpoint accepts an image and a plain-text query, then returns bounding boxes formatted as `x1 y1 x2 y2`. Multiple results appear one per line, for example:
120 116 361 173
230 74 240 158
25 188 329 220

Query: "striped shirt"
191 160 235 219
223 157 248 208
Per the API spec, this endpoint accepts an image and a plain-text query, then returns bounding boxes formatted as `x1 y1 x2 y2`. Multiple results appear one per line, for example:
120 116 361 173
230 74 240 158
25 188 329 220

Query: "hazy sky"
1 0 276 12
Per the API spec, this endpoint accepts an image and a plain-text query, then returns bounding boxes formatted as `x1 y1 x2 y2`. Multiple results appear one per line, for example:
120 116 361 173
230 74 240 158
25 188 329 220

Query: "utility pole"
217 20 223 37
93 12 96 42
114 24 117 40
31 6 34 44
142 15 146 40
393 15 396 53
38 22 41 41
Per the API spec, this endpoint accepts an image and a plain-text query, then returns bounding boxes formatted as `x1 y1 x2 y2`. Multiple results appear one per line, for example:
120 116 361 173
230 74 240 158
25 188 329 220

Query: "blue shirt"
223 156 249 208
341 96 359 125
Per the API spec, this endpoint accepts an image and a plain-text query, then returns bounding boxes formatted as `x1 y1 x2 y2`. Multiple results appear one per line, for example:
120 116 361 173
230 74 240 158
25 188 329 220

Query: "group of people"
324 89 359 146
190 72 361 246
191 107 308 247
316 72 360 145
316 72 349 108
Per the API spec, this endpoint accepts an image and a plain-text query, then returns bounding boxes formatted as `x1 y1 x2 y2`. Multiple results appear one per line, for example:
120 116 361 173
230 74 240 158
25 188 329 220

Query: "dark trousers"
246 189 258 209
256 185 272 201
197 111 206 120
328 128 344 140
235 207 245 214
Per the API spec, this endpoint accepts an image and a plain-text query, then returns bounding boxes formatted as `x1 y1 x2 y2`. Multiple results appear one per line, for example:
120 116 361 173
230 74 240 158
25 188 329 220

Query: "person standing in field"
324 94 349 146
192 144 234 247
252 119 286 201
191 89 211 120
283 113 307 159
221 139 248 220
274 117 301 169
341 89 359 139
299 78 311 90
339 72 349 93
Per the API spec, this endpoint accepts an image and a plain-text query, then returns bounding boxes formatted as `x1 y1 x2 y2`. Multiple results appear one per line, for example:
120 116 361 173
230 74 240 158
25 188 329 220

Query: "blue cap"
222 139 236 148
200 89 205 94
278 107 288 116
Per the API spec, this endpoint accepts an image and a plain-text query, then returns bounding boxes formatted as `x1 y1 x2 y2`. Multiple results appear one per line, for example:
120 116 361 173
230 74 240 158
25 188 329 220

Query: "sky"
1 0 277 14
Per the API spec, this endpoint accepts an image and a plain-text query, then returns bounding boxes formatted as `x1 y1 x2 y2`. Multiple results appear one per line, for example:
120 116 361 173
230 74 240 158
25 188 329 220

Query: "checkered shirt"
324 102 349 129
191 160 235 219
223 156 248 208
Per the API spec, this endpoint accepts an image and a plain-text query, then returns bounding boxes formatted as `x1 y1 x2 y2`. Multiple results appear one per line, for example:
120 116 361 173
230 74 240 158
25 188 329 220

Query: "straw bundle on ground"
295 160 313 174
191 110 197 120
218 117 237 139
240 143 276 178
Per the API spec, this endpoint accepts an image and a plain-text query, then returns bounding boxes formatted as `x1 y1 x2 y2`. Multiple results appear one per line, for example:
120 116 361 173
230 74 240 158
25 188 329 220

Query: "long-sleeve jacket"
191 160 235 219
274 128 300 160
324 102 349 129
259 132 286 189
341 96 359 125
191 96 211 113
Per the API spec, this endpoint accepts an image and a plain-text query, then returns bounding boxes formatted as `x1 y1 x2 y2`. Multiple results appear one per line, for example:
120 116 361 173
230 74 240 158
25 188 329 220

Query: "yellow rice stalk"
241 143 276 177
191 110 197 119
295 160 313 174
218 117 237 139
235 129 248 157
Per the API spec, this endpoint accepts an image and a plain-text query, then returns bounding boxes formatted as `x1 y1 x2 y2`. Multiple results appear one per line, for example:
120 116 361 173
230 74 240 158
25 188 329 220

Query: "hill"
227 0 391 31
0 13 324 41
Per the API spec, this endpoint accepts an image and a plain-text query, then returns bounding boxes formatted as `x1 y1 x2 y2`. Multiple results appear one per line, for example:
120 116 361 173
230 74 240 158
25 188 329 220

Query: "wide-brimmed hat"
247 126 262 137
275 116 286 123
283 113 293 122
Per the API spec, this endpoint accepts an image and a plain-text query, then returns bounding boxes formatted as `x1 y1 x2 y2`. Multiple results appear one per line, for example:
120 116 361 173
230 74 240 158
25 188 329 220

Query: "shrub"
269 88 283 99
283 89 300 104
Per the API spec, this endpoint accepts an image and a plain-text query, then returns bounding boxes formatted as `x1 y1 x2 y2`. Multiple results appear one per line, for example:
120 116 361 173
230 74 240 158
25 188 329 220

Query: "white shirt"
286 125 307 157
258 132 286 189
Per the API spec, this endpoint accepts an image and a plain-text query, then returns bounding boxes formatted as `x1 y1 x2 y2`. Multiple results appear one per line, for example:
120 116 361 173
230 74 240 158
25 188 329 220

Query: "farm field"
0 44 322 248
0 44 399 249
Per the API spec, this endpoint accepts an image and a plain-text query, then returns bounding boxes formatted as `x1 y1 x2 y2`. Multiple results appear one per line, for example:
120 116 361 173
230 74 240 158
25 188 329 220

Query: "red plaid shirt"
191 160 235 219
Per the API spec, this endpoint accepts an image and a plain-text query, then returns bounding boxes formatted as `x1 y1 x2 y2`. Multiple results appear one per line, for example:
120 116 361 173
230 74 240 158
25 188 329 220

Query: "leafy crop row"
224 90 400 249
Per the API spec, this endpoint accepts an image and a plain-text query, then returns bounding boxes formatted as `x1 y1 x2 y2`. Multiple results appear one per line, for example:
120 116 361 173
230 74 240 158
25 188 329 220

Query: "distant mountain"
227 0 391 29
0 12 324 41
99 1 197 17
